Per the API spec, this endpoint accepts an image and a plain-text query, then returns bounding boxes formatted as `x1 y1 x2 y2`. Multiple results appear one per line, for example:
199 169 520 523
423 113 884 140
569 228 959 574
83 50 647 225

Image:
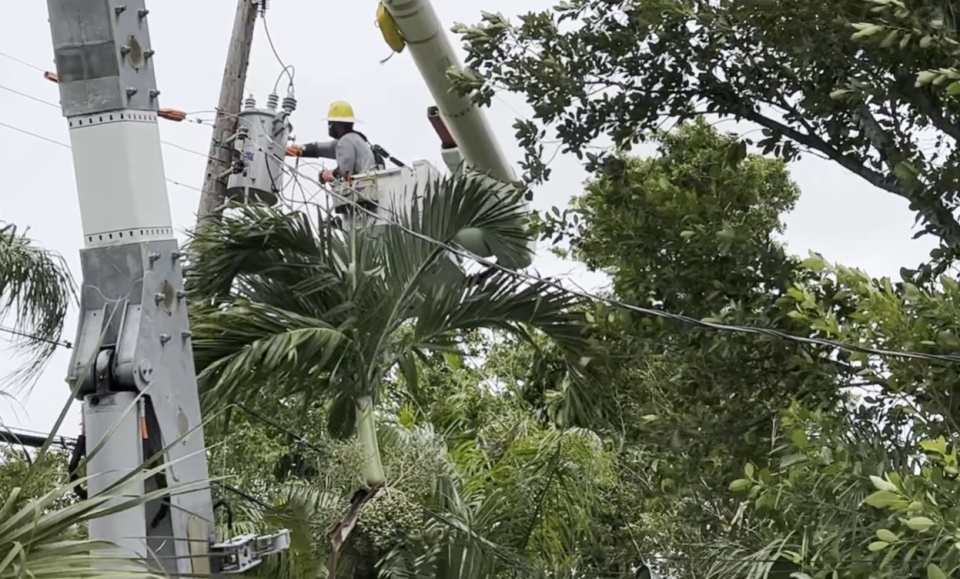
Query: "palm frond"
353 175 534 388
186 204 355 351
412 268 596 423
0 461 206 579
413 268 586 351
0 222 75 389
192 301 348 403
383 175 532 280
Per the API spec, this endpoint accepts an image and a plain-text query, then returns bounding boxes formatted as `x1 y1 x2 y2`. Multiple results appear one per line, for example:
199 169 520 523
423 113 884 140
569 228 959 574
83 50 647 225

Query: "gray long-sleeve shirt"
301 132 378 177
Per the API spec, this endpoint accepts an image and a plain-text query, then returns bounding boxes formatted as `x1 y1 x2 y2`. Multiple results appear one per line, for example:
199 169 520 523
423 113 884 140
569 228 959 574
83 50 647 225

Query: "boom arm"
379 0 516 184
378 0 534 269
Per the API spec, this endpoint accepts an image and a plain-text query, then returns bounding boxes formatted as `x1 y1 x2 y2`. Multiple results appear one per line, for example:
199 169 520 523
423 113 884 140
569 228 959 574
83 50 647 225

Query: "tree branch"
737 108 897 193
740 102 960 245
895 74 960 143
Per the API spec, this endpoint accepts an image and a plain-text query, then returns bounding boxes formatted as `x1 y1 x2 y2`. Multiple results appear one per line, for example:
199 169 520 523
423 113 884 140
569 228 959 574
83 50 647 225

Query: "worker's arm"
298 140 338 159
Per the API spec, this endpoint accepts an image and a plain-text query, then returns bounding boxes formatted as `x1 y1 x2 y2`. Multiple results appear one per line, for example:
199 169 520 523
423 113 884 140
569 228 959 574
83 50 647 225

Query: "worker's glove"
320 169 335 183
286 144 304 157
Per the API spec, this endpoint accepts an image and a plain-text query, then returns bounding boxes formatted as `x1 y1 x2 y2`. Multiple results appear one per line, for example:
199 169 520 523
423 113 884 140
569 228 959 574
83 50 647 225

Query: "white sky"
0 0 936 438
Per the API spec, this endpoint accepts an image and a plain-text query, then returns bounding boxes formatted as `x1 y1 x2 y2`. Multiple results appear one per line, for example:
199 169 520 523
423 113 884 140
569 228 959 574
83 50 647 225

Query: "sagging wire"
3 48 959 366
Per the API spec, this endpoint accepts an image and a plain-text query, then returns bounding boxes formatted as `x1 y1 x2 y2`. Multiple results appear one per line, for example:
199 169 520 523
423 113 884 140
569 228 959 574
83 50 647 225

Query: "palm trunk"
355 395 385 487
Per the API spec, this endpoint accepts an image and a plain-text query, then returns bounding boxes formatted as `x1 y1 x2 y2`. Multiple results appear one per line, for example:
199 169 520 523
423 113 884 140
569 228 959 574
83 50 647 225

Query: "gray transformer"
226 91 295 206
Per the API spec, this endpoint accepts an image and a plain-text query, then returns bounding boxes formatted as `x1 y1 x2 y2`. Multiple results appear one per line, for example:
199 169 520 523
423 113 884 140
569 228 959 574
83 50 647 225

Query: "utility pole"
196 0 261 221
45 0 216 572
44 0 287 574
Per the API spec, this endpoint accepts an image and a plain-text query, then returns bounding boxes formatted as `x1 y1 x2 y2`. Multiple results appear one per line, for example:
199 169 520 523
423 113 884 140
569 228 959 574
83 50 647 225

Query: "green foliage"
543 120 800 316
0 222 75 388
207 383 610 579
478 121 848 577
195 140 960 579
0 447 74 524
452 0 960 254
187 176 592 430
0 442 200 579
849 0 960 98
712 397 960 579
187 176 602 578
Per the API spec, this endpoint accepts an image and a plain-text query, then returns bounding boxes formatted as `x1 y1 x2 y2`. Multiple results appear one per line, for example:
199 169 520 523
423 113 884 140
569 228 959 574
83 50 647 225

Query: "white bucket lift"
331 160 442 231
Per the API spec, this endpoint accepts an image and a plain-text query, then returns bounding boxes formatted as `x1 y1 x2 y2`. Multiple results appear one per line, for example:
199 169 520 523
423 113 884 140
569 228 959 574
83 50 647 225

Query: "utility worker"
286 101 380 183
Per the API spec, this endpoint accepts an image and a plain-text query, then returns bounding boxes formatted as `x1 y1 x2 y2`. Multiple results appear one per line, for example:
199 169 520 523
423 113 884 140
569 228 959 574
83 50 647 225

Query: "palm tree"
212 410 608 579
185 176 593 553
0 222 75 388
0 413 204 579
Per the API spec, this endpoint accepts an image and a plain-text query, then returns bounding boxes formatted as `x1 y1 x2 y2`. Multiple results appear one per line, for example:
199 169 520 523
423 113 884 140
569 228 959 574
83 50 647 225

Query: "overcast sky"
0 0 936 438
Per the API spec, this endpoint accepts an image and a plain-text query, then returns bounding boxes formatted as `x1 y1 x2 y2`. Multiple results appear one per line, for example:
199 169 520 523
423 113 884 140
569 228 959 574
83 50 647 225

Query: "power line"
268 151 960 366
0 83 57 108
3 50 952 365
0 50 213 124
0 119 203 193
0 50 46 72
260 13 294 93
0 82 211 161
0 325 72 348
0 50 327 205
0 119 69 149
0 426 75 450
3 104 956 366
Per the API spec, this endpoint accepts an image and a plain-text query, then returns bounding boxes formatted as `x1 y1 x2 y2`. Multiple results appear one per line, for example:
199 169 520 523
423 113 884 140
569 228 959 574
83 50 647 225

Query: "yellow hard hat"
323 100 359 123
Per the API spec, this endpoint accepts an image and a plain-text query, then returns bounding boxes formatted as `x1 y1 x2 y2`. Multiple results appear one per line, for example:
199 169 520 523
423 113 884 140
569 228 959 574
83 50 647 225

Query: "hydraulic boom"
375 0 536 269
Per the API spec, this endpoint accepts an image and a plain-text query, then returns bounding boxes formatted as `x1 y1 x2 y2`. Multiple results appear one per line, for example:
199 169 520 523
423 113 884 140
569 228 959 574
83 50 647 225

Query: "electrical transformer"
226 89 296 206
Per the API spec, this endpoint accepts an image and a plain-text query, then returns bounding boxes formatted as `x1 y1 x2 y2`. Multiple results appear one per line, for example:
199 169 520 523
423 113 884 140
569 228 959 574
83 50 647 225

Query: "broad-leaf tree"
450 0 960 257
486 121 853 577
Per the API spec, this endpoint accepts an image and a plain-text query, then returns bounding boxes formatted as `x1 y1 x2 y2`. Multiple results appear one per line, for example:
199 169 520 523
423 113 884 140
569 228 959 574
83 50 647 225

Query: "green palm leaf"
0 453 209 579
192 300 348 402
187 174 587 404
0 222 75 388
186 174 595 559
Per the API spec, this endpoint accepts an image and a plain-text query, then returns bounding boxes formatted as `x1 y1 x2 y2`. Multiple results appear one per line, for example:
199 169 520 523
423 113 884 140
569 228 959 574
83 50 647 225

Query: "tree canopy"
451 0 960 263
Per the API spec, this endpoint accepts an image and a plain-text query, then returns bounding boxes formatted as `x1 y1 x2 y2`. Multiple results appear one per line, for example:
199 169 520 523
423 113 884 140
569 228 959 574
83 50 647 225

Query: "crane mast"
44 0 287 574
372 0 536 269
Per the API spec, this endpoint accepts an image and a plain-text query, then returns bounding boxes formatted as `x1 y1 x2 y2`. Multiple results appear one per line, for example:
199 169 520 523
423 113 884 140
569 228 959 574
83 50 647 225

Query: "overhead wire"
0 50 46 72
0 118 203 193
149 82 952 365
0 325 72 348
0 83 58 108
2 50 953 365
0 80 331 225
0 81 211 160
259 9 294 92
0 50 333 214
261 145 960 366
0 49 333 214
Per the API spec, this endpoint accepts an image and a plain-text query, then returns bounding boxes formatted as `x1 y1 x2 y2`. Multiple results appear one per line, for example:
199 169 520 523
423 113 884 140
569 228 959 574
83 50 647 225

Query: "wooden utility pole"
196 0 260 221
